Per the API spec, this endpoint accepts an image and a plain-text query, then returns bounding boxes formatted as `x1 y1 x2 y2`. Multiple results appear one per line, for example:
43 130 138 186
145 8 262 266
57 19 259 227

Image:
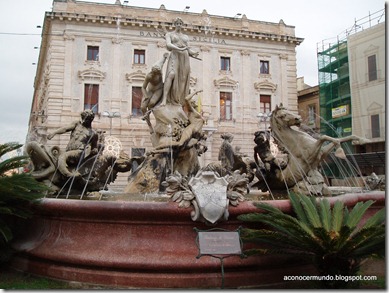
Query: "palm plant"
0 142 48 263
238 192 385 289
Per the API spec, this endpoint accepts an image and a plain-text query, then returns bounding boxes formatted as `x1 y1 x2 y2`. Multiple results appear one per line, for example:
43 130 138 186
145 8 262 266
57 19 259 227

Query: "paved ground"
1 258 385 289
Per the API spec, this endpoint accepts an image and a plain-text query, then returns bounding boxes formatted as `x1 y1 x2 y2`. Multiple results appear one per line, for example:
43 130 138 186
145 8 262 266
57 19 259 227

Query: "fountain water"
15 106 385 288
12 17 384 289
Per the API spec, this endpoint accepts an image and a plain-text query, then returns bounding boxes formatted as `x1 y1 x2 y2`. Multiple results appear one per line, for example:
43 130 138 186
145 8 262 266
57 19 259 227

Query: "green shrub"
0 142 48 263
238 192 385 289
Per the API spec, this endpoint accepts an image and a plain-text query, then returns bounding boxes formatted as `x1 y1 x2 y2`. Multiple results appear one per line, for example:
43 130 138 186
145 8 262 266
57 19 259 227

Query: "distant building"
297 77 320 132
27 0 303 189
317 8 385 176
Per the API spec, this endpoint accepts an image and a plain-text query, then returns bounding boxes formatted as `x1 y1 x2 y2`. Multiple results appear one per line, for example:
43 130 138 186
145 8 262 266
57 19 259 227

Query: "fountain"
11 17 384 289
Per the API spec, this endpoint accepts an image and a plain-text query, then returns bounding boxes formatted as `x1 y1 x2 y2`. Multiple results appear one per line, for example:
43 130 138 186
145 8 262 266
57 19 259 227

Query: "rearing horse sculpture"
255 104 369 191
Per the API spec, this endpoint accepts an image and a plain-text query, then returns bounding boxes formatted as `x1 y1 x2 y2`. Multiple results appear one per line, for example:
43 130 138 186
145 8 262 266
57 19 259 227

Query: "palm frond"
252 201 284 214
0 220 13 242
342 205 349 226
289 192 309 224
311 227 333 248
0 156 29 176
362 208 385 229
244 247 314 257
343 228 385 259
240 205 323 253
0 142 22 158
239 204 317 239
347 226 385 254
318 198 331 232
240 212 304 239
299 194 322 228
241 227 322 254
0 164 46 202
331 200 344 232
0 142 48 245
346 200 374 229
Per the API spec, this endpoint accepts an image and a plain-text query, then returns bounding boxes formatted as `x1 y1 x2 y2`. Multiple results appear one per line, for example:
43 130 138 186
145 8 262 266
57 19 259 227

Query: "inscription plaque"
198 231 241 255
194 228 245 288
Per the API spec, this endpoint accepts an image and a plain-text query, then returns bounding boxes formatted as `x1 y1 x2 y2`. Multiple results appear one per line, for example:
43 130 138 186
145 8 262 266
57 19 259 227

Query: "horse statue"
254 104 369 194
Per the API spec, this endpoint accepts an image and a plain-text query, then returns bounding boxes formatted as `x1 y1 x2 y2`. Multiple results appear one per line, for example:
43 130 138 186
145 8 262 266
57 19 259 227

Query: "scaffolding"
316 8 385 177
317 8 385 137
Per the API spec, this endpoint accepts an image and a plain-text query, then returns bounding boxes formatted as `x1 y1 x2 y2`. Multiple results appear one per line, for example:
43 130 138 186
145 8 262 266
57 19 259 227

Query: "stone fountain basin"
10 191 384 289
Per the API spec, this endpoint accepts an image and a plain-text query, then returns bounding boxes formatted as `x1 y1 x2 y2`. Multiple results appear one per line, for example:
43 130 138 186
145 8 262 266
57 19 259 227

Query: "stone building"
297 77 320 132
348 20 385 175
317 9 385 176
28 0 303 189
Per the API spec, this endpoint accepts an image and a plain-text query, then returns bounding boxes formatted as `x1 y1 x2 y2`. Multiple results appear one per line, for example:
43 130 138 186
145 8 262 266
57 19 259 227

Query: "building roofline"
50 0 304 43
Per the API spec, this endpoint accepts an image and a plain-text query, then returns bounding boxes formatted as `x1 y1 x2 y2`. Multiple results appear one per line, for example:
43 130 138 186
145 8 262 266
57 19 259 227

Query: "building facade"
348 21 385 175
348 22 385 147
297 77 320 132
317 9 385 176
28 0 303 189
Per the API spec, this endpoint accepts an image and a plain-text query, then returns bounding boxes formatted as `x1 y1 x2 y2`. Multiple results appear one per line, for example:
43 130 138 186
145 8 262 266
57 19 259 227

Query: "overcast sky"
0 0 384 144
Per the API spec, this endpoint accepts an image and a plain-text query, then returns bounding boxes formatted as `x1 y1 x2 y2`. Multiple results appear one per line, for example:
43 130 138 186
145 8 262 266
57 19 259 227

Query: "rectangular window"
368 55 377 81
308 104 316 125
371 114 380 138
87 46 99 61
220 92 232 120
220 57 231 71
131 148 145 172
132 86 143 116
260 95 271 114
260 60 269 74
84 84 99 113
134 49 145 64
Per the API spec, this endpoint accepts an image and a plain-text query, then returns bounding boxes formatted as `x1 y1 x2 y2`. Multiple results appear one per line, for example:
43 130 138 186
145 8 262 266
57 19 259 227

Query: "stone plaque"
198 231 241 255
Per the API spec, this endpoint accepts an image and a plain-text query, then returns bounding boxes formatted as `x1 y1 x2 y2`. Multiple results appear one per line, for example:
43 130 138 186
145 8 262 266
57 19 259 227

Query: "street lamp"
257 112 271 131
102 111 121 135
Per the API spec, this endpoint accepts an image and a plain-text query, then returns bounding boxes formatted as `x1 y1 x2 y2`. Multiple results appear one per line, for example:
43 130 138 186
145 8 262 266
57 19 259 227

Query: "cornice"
214 76 239 90
125 70 146 83
78 67 106 82
45 11 303 45
254 79 277 92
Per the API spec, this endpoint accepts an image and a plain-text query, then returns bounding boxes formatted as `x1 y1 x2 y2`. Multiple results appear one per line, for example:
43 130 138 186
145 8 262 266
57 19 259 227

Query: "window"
260 60 269 74
308 104 316 125
131 148 145 172
132 86 143 116
368 55 377 81
220 57 230 71
87 46 99 61
220 92 232 120
84 84 99 113
260 95 271 114
371 114 380 138
134 49 145 64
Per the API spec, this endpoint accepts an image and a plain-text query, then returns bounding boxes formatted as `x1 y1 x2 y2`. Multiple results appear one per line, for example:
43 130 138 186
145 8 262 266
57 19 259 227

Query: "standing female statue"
160 17 199 106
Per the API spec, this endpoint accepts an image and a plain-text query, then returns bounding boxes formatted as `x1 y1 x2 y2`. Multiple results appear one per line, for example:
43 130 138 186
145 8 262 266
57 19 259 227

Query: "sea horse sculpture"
254 104 369 194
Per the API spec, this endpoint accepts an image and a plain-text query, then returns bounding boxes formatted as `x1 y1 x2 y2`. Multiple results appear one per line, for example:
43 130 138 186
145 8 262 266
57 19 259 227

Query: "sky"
0 0 385 145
